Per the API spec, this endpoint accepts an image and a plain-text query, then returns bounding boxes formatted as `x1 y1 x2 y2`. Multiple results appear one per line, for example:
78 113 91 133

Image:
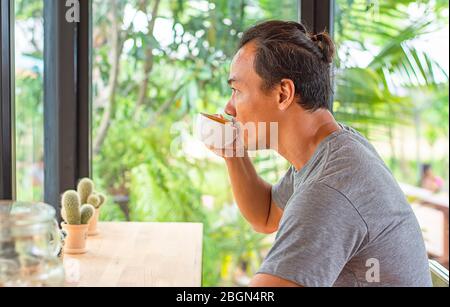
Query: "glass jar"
0 201 65 287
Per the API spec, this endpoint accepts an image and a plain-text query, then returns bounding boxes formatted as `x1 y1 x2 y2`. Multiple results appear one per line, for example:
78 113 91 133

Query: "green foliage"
335 0 448 132
15 0 44 202
15 0 43 20
15 73 44 201
423 83 449 142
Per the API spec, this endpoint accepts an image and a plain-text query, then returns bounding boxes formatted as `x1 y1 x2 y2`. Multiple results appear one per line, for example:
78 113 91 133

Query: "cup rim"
199 113 231 125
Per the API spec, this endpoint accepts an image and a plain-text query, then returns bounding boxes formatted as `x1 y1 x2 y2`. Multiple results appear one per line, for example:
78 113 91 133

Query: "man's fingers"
205 143 238 158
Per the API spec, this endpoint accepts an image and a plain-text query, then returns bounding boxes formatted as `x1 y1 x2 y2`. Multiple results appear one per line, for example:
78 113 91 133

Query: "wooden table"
64 222 203 287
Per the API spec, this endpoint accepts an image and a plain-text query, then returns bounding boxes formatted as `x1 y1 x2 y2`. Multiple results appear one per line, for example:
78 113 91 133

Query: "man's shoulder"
330 124 379 157
282 181 369 238
313 124 389 184
288 181 358 213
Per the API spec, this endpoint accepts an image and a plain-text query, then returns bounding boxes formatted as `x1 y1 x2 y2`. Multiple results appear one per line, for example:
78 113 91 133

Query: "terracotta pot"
61 223 89 254
88 209 100 236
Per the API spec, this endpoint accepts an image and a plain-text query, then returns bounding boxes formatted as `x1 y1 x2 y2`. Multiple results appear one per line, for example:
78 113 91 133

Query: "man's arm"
225 153 283 234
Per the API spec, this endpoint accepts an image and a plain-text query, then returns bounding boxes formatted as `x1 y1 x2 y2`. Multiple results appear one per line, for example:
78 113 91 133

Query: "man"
207 21 432 287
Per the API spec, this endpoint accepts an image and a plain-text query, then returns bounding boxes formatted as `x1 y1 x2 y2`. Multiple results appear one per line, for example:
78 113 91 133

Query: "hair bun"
292 22 307 34
310 32 335 64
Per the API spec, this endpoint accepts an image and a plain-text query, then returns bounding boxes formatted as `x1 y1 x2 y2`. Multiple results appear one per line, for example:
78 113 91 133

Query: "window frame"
43 0 92 219
300 0 335 111
0 0 15 200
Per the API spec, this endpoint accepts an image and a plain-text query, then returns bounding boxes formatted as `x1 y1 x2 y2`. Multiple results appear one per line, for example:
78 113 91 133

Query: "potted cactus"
60 190 95 254
86 193 106 236
77 178 107 236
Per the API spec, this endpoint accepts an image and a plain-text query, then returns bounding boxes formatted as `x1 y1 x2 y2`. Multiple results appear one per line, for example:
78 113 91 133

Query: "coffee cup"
196 113 237 149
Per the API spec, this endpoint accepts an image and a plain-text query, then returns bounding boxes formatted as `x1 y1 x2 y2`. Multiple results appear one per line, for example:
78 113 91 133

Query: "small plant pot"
61 223 89 255
88 209 100 236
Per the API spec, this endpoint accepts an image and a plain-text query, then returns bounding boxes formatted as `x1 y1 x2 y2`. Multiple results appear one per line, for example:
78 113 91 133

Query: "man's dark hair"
239 20 335 111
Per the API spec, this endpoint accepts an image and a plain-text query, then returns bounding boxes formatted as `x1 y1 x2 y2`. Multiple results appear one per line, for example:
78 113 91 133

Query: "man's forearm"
225 154 272 230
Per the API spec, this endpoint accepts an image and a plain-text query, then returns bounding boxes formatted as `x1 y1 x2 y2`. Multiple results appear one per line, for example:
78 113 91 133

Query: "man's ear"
278 79 296 111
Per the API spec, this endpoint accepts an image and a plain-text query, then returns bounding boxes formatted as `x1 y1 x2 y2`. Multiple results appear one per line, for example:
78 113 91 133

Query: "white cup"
196 113 237 149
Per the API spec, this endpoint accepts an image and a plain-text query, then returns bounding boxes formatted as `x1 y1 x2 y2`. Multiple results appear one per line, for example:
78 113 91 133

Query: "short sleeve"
272 167 295 210
258 182 368 287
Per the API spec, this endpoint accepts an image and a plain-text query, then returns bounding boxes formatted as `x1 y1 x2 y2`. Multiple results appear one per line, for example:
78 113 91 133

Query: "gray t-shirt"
258 124 432 287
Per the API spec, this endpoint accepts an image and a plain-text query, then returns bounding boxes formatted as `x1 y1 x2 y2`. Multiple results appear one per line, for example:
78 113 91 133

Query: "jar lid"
0 201 56 227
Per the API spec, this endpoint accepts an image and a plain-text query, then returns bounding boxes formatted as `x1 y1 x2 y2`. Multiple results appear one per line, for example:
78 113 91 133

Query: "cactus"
62 190 81 225
87 192 107 209
77 178 94 204
87 194 101 209
61 178 107 226
98 193 106 208
80 204 95 224
61 207 67 223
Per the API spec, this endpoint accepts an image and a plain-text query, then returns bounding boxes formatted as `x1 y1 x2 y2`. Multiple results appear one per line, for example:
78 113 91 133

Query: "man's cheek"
236 100 256 123
235 102 246 122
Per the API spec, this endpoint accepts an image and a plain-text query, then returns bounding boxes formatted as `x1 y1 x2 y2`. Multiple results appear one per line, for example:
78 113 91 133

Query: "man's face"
225 42 279 150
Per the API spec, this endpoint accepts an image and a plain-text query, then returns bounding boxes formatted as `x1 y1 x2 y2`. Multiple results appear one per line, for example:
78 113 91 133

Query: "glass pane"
92 0 298 286
334 0 449 267
15 0 45 202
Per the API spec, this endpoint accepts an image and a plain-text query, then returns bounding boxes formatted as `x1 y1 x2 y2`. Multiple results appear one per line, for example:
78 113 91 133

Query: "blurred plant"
334 0 449 183
15 0 44 201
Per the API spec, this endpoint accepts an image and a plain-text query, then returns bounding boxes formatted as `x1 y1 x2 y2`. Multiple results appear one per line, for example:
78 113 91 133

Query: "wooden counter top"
64 222 203 287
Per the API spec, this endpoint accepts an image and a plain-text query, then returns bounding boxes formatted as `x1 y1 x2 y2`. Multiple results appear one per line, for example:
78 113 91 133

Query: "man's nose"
225 100 237 117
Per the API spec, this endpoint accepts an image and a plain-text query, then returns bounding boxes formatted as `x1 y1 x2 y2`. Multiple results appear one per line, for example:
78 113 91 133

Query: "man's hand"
205 115 246 159
203 116 283 234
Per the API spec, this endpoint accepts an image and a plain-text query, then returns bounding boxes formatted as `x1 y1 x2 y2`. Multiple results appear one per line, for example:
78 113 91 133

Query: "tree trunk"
93 1 122 155
135 0 161 117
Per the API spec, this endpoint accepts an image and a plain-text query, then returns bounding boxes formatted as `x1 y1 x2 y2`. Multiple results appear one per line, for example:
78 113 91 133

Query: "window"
15 0 44 201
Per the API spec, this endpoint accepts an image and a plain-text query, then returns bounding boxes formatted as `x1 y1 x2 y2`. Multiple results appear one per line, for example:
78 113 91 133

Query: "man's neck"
277 109 341 172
